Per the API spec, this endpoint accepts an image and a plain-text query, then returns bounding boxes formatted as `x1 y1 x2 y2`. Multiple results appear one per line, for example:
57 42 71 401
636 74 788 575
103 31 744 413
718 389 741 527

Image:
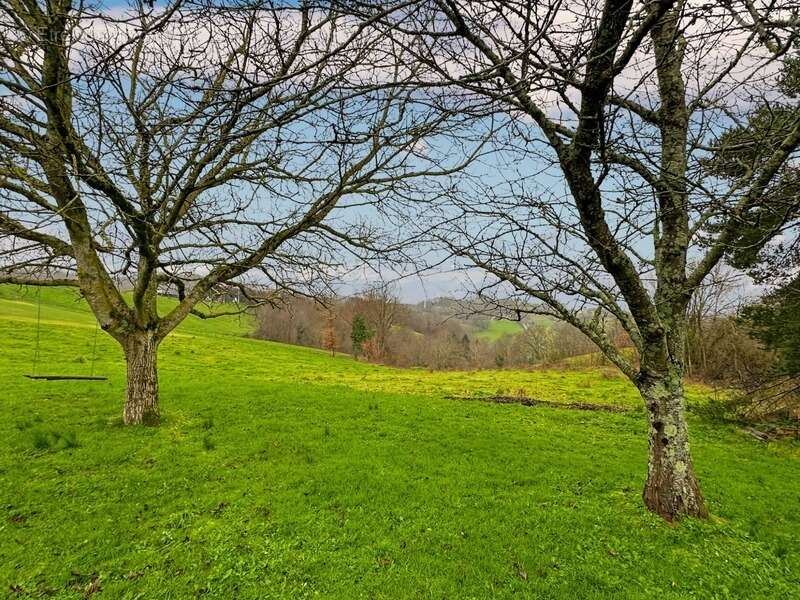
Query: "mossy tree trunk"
638 368 707 520
636 298 707 519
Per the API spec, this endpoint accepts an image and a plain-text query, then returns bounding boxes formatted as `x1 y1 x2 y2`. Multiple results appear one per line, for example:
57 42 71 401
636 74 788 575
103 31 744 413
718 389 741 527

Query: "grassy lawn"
1 286 798 599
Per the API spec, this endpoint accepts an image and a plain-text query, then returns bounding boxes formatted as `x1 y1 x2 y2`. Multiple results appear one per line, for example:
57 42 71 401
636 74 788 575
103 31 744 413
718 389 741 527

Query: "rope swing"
25 287 108 381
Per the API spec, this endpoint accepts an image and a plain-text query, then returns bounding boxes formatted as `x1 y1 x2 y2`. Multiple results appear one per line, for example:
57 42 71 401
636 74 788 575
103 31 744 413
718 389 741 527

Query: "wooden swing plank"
25 375 108 381
24 287 106 382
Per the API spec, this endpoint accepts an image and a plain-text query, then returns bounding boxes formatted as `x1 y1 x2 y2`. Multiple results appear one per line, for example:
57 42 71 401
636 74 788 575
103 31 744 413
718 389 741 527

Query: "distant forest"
253 281 769 386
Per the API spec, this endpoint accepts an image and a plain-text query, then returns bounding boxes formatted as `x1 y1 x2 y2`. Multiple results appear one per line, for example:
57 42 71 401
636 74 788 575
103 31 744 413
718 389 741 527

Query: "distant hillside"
473 319 525 341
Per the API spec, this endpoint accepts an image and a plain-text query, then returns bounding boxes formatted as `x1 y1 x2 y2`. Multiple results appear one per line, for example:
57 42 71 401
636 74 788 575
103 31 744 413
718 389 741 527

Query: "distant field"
1 285 798 599
473 318 525 341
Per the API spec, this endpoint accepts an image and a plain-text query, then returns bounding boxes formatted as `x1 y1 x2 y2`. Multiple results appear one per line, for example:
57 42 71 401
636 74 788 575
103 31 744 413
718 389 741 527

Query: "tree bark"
122 331 160 426
639 372 707 520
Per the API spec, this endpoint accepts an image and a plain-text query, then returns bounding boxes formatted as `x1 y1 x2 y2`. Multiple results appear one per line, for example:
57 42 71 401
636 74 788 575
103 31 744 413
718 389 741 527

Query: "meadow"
473 319 525 342
1 286 798 599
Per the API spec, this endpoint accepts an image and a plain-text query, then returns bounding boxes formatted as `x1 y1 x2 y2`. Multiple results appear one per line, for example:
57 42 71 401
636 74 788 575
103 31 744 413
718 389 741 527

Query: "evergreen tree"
707 45 800 282
350 315 373 360
708 47 800 386
740 277 800 379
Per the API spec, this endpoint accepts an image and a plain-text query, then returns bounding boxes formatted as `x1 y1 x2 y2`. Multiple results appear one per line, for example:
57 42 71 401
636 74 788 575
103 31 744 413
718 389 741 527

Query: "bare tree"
686 264 744 377
360 0 800 518
256 293 322 347
321 308 337 357
0 0 472 424
352 283 401 360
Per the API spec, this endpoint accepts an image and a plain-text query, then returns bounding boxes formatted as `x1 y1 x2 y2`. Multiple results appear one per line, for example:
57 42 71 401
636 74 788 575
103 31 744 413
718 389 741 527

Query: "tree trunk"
639 373 707 520
122 331 160 426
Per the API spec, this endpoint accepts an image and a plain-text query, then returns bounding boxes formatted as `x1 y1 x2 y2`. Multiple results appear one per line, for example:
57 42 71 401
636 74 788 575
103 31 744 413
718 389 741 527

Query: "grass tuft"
29 428 79 452
30 428 52 451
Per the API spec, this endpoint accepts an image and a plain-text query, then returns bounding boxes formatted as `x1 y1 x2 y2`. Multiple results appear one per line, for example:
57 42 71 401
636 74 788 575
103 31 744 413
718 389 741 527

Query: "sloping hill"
0 285 798 599
473 318 525 341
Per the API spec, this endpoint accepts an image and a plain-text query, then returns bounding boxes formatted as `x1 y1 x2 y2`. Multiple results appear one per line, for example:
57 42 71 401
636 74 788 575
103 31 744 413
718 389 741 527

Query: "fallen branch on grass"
446 394 630 413
742 425 800 442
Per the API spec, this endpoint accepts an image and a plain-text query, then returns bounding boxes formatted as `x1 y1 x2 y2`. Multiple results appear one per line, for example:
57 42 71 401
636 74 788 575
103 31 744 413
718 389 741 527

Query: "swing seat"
24 287 106 381
25 374 108 381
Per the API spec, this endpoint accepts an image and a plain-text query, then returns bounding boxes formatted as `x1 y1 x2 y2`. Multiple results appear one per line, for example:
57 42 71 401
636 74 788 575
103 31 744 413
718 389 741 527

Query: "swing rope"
31 287 42 376
25 287 107 381
90 320 99 377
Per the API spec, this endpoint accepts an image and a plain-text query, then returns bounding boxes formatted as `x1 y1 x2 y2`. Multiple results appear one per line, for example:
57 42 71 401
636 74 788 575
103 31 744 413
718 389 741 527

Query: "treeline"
254 287 631 370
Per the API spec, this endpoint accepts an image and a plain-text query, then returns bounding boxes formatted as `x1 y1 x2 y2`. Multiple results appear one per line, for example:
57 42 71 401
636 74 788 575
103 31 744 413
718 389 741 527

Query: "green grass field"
473 319 525 341
1 286 798 599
